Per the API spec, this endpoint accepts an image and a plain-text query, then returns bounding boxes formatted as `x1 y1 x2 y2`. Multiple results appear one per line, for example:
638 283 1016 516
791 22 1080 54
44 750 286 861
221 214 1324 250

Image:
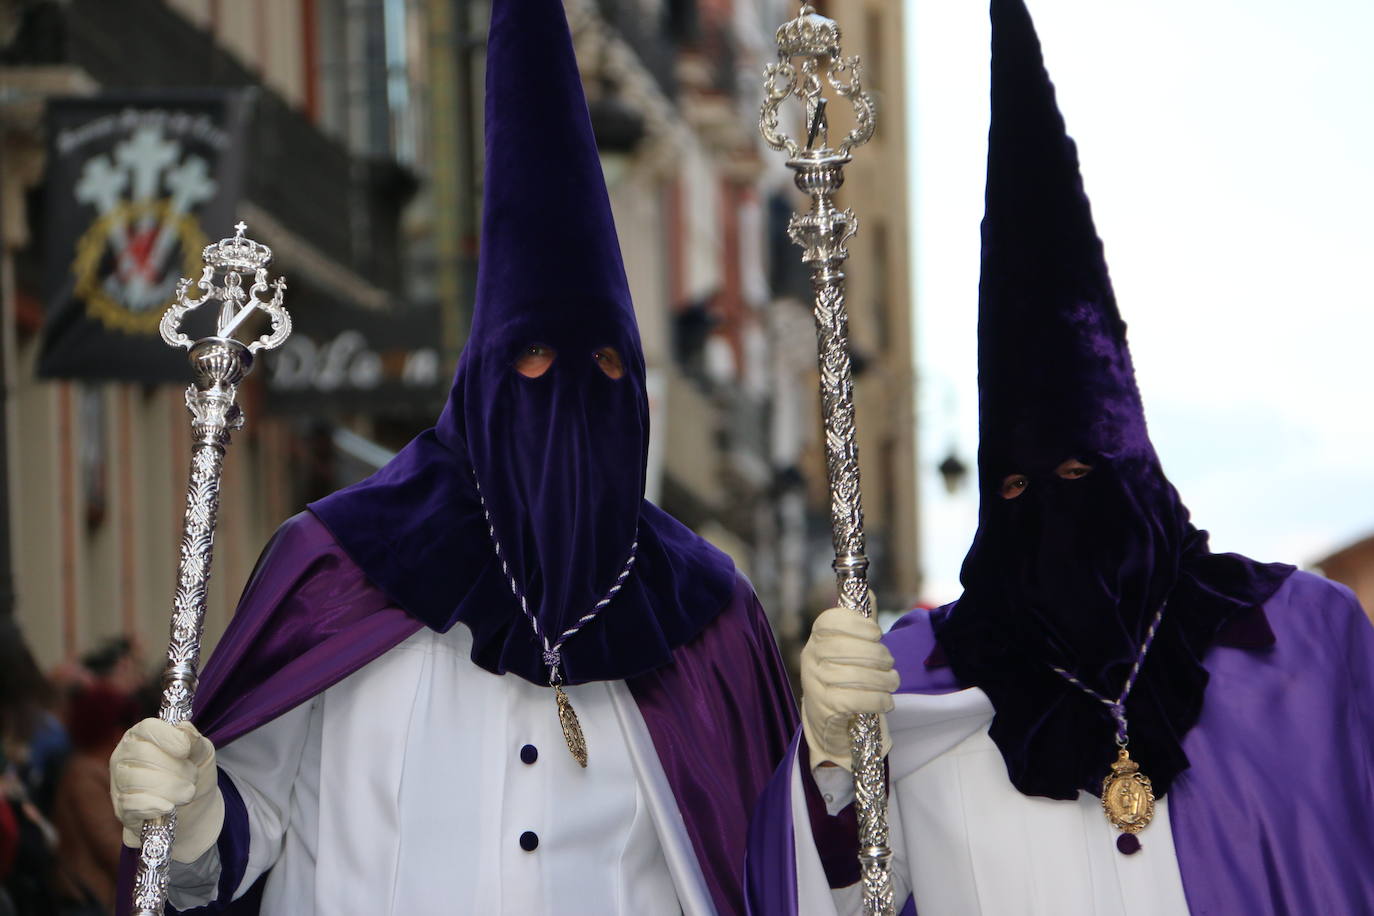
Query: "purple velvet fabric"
746 572 1374 914
118 512 796 915
202 772 256 914
933 0 1293 801
309 0 736 688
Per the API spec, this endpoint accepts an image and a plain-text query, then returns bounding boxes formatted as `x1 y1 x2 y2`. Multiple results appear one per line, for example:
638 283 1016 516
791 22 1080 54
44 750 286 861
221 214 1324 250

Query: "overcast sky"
905 0 1374 603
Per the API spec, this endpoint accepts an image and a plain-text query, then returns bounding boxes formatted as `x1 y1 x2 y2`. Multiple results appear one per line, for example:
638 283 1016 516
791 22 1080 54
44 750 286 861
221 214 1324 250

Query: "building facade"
561 0 920 665
0 0 919 679
0 0 431 669
1316 534 1374 623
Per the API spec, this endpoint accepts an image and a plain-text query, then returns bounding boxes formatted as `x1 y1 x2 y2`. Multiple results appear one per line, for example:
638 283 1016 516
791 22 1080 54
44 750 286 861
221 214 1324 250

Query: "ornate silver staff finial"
160 220 291 356
760 6 892 915
131 222 292 916
761 4 876 161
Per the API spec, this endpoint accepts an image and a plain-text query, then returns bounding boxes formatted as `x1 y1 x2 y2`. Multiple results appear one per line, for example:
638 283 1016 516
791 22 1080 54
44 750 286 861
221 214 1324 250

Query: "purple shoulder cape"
119 512 797 915
745 571 1374 915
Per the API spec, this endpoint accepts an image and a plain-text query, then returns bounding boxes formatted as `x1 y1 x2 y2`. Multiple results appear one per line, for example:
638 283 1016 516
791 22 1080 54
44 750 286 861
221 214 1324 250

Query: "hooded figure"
109 1 797 913
745 1 1374 913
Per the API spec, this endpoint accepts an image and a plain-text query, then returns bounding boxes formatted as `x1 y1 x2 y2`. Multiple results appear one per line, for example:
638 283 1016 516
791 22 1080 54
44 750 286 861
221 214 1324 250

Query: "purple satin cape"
745 571 1374 915
118 512 798 915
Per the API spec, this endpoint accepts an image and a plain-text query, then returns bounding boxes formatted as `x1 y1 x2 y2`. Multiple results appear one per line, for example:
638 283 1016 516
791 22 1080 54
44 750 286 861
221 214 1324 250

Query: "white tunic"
170 624 714 914
797 687 1192 916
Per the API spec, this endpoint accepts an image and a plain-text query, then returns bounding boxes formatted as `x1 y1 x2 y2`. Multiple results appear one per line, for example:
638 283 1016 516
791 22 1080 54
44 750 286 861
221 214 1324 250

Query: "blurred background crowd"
0 625 150 912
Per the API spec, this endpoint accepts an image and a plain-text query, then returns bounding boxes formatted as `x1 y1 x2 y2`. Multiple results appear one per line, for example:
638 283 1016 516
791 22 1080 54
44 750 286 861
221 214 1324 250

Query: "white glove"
800 606 899 771
110 717 224 863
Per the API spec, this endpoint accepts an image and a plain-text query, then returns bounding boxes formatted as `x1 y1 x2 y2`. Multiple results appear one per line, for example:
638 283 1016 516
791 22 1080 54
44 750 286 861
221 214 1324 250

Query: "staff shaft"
802 199 894 916
761 6 891 905
131 340 249 915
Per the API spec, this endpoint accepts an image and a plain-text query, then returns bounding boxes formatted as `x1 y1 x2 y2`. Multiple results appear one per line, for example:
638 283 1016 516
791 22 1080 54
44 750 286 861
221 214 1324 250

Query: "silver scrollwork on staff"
130 223 292 915
759 6 891 915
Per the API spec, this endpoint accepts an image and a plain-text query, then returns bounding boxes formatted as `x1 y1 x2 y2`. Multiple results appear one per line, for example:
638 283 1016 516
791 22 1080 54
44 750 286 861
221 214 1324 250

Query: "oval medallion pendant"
554 685 588 768
1101 747 1154 844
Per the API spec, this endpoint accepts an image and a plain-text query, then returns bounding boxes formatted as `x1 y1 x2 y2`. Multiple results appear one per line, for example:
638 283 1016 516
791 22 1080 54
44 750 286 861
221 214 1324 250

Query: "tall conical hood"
976 0 1150 480
310 0 735 689
932 0 1293 803
469 0 639 347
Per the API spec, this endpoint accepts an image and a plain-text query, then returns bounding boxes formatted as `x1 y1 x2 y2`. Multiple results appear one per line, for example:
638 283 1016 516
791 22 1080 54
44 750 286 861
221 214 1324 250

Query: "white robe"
795 687 1192 916
169 624 715 915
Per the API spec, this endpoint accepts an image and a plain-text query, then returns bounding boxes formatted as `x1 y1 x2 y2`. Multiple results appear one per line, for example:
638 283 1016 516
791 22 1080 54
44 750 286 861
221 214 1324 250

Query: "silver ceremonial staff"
130 223 292 915
760 6 891 915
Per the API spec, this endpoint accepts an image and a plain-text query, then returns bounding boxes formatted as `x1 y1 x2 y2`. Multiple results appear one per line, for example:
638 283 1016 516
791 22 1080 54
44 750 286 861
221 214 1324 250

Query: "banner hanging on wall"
38 92 250 382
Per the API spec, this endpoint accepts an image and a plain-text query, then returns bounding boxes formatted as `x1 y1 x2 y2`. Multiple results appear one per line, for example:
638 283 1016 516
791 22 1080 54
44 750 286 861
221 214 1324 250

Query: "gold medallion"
554 684 588 768
1101 747 1154 835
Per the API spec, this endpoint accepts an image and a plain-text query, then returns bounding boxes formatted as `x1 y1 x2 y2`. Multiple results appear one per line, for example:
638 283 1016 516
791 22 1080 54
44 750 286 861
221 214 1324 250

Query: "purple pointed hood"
932 0 1293 801
310 0 735 686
